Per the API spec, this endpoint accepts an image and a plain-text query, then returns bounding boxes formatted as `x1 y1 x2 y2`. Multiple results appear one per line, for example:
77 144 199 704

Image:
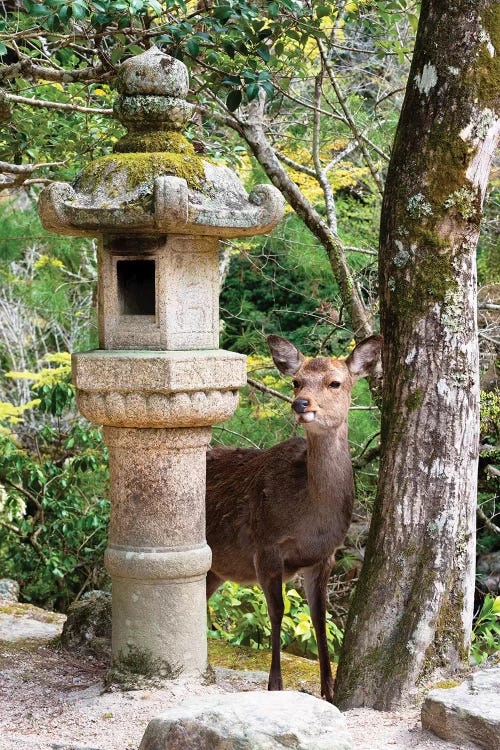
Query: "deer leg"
256 552 284 691
303 558 335 703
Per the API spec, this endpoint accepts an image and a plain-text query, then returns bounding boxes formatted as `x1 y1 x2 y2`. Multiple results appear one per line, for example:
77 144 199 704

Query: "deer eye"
329 381 341 389
292 380 300 389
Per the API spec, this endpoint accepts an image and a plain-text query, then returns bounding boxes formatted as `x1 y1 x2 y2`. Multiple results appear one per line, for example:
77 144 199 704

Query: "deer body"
206 334 383 702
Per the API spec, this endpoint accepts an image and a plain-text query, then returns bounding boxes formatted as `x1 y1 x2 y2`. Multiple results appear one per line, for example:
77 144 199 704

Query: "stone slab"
72 349 246 392
421 666 500 750
139 690 353 750
0 602 65 642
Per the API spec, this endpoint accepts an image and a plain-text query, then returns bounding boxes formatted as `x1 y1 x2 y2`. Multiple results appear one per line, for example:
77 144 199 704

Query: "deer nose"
292 398 310 414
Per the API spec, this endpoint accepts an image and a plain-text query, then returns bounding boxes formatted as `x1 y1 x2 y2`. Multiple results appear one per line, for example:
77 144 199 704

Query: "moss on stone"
76 151 206 197
207 638 329 695
113 130 195 155
432 679 460 690
104 644 182 691
0 602 64 625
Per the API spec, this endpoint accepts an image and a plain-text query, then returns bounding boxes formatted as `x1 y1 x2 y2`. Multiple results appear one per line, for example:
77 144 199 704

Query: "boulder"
60 590 111 656
421 666 500 750
139 690 352 750
0 578 20 602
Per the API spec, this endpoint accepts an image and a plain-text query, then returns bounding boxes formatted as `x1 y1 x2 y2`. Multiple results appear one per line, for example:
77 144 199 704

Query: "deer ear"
345 334 383 379
267 335 305 376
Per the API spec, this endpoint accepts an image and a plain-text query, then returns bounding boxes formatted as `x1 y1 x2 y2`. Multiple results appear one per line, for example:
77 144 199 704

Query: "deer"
206 333 383 703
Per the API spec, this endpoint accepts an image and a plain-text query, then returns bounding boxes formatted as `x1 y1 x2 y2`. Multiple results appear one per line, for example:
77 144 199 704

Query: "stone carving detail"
77 388 239 427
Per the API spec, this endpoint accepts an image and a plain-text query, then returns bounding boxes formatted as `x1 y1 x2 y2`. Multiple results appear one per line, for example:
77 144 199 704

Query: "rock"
421 666 500 750
0 578 20 602
60 590 111 656
477 550 500 593
139 690 352 750
0 601 65 642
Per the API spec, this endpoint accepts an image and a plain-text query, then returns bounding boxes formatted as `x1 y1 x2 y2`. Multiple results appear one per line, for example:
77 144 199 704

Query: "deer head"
267 334 383 431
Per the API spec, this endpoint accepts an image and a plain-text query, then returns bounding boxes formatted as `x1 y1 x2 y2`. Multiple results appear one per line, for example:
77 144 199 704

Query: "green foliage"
208 581 343 660
481 389 500 446
471 595 500 664
0 358 109 610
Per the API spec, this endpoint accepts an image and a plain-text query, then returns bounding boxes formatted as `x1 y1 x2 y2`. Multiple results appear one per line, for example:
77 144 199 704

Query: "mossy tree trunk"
334 0 499 710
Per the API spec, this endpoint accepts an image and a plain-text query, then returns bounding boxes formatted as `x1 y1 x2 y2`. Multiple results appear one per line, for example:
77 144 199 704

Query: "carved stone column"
38 46 284 676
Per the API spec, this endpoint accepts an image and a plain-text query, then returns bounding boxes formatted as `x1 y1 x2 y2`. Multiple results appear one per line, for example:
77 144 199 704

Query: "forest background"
0 0 498 672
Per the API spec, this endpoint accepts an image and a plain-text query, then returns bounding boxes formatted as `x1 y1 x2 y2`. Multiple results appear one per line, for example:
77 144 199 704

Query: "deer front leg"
303 558 335 702
256 551 284 692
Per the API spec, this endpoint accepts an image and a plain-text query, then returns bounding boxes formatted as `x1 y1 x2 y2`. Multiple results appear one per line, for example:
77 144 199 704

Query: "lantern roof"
39 47 284 238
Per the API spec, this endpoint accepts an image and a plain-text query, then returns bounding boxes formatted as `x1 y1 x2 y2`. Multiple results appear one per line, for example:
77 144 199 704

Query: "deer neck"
305 421 351 505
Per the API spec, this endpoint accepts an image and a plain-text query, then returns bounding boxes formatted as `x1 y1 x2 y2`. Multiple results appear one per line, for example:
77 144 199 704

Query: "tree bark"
334 0 500 710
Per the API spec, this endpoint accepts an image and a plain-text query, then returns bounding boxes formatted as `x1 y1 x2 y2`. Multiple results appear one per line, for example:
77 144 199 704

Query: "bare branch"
0 160 64 174
0 58 112 83
247 376 293 404
317 39 385 194
477 504 500 535
313 70 338 233
5 92 113 116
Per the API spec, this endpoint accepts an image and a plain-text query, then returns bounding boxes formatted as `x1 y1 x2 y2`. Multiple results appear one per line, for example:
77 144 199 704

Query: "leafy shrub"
208 581 343 660
0 355 109 610
471 595 500 664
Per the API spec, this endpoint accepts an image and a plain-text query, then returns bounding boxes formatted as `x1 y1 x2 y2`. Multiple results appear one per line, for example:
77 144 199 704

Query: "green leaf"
246 82 259 101
213 4 232 19
0 42 7 56
226 89 242 111
72 1 88 19
294 620 311 636
186 37 199 56
268 2 279 17
257 45 270 62
316 4 330 18
30 4 51 15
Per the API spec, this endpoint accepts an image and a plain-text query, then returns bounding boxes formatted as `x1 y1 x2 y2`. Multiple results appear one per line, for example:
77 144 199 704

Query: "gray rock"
60 590 111 656
139 690 352 750
0 601 65 642
421 666 500 750
0 578 19 602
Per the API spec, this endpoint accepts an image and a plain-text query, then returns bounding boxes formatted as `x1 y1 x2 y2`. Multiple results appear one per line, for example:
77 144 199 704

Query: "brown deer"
206 333 383 702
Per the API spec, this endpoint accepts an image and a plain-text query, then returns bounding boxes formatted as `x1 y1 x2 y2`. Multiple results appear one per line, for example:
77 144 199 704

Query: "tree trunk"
334 0 499 710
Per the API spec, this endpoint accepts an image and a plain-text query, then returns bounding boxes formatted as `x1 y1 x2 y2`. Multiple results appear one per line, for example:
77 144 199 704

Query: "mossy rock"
59 590 111 657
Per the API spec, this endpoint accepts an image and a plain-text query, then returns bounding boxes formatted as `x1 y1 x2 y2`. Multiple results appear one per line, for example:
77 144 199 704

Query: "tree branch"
313 70 338 233
5 92 113 115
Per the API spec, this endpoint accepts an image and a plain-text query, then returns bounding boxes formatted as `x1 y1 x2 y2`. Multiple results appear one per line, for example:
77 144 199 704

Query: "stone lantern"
38 47 284 676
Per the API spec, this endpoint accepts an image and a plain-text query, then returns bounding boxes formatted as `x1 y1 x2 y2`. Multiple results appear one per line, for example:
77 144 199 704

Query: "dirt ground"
0 635 481 750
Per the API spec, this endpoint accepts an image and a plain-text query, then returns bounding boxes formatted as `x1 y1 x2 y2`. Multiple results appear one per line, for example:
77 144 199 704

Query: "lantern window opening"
117 259 156 317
